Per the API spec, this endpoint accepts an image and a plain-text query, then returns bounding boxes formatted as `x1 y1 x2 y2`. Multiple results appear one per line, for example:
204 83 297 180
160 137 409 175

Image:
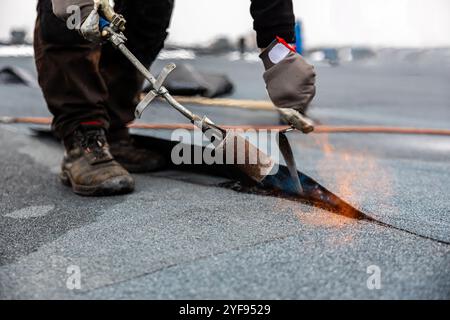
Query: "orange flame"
312 133 394 218
276 133 395 233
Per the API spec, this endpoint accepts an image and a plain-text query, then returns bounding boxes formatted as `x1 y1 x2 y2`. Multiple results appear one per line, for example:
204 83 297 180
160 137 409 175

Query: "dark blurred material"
238 37 247 55
145 63 234 98
0 66 38 87
10 29 27 45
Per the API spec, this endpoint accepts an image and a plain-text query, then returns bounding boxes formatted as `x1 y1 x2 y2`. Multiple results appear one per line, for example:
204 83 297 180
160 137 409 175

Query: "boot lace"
76 129 110 160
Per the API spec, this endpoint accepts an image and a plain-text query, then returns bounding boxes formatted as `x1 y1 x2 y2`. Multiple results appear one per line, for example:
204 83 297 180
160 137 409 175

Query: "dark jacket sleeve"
250 0 295 48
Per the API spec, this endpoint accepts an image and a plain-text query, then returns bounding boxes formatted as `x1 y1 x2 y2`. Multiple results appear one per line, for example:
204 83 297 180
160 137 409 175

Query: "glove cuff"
259 37 296 70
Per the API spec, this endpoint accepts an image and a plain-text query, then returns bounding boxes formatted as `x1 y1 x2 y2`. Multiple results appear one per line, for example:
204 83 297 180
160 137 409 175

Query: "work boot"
108 128 166 173
60 126 135 196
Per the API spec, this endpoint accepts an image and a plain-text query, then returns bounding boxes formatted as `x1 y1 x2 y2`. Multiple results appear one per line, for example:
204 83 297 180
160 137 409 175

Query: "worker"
34 0 316 196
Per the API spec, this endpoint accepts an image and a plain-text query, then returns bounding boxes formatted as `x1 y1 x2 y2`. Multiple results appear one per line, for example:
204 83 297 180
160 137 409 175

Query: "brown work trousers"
34 0 174 141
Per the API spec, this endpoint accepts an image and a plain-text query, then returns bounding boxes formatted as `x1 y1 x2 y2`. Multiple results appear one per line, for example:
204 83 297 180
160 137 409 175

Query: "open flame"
272 133 396 230
310 133 394 220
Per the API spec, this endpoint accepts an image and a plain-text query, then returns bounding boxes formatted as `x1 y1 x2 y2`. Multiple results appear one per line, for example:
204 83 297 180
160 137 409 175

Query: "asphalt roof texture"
0 52 449 299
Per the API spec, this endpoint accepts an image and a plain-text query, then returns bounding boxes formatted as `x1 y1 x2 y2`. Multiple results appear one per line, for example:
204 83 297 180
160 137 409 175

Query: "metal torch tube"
116 43 199 123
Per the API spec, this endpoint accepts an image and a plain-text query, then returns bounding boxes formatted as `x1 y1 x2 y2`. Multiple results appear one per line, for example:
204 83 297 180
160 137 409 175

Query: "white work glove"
79 1 102 43
260 38 316 114
52 0 125 43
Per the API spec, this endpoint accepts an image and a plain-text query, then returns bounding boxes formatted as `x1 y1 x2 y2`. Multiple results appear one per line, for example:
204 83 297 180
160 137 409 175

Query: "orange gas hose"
2 116 450 136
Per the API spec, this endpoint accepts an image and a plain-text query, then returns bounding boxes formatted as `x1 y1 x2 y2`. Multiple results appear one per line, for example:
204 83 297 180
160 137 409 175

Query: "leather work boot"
108 129 166 173
60 127 135 196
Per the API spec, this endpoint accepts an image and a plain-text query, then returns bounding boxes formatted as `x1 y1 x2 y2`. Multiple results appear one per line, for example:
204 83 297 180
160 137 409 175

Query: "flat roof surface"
0 52 449 299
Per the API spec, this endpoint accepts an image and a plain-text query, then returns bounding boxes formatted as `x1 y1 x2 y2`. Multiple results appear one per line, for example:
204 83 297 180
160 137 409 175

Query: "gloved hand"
51 0 125 43
260 38 316 114
79 1 103 43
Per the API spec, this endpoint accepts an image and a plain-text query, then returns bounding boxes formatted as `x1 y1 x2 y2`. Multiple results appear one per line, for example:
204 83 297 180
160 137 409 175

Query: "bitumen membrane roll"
28 128 450 245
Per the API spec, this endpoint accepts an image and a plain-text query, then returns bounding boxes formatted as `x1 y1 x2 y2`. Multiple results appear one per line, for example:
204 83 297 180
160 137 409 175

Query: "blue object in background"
295 20 303 55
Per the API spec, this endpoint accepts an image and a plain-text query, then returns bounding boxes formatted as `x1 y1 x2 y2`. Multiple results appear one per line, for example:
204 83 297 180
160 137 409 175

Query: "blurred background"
1 0 450 47
0 0 449 129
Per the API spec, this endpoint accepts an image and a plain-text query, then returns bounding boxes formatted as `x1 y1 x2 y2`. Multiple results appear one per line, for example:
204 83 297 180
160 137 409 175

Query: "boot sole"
60 171 135 197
